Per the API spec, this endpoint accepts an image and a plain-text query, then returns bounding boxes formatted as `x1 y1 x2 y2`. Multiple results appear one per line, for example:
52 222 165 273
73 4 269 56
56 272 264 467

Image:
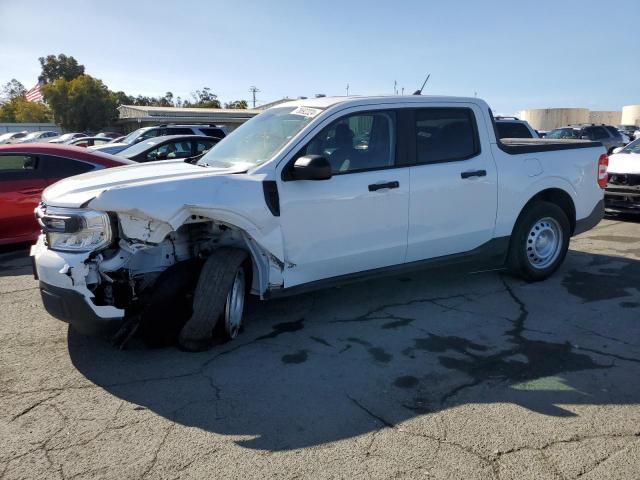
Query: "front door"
0 153 47 244
278 110 410 287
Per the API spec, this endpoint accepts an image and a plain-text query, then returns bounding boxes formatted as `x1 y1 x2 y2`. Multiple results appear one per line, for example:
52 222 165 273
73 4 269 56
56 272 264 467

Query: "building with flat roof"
117 105 262 132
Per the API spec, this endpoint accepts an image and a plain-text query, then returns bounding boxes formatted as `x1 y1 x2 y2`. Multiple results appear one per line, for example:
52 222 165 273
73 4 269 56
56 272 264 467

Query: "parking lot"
0 217 639 480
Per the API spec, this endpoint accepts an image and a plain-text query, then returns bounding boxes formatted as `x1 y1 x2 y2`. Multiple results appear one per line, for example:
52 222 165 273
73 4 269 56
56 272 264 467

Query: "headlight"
38 206 113 252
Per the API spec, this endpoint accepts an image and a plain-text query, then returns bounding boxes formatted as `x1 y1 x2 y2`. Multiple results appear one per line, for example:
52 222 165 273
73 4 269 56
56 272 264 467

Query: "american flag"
25 81 44 102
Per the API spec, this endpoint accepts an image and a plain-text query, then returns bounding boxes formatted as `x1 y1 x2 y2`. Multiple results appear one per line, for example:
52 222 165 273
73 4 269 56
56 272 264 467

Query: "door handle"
460 170 486 179
368 181 399 192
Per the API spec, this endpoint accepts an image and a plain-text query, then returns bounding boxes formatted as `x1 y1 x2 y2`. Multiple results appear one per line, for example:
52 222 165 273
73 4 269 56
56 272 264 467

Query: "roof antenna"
413 74 430 95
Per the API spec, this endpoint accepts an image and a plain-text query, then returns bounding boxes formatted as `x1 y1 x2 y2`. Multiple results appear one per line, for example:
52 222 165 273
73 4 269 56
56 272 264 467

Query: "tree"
42 75 117 131
1 79 26 102
224 100 248 109
38 54 85 83
187 87 221 108
13 99 51 122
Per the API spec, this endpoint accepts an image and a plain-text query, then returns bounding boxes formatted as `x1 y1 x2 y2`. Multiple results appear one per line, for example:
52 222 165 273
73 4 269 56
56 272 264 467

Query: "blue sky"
1 0 637 114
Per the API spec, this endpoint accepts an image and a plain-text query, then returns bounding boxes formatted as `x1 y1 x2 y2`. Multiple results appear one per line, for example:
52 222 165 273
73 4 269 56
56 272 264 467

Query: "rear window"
496 122 533 139
604 126 621 138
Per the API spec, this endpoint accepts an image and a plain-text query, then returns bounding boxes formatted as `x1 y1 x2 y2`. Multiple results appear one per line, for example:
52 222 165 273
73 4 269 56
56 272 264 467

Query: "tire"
138 259 202 348
507 201 570 282
178 248 248 352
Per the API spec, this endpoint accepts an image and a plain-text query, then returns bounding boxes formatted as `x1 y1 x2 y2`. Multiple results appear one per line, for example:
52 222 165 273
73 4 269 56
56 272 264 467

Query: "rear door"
0 153 47 243
406 105 498 262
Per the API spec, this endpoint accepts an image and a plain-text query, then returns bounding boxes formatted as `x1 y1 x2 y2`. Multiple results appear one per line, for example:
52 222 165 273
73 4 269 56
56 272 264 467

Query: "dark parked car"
493 116 538 139
117 135 220 162
0 144 133 245
545 124 624 153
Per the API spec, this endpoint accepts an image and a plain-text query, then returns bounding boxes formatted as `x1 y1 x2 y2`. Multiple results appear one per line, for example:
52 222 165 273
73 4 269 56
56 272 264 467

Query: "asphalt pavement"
1 217 639 479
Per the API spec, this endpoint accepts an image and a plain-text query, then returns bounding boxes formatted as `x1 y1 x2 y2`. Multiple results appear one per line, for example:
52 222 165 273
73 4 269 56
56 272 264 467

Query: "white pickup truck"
31 95 608 351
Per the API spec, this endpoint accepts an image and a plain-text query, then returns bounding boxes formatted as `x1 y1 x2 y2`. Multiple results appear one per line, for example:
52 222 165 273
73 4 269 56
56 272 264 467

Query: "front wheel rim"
525 217 563 270
224 269 245 338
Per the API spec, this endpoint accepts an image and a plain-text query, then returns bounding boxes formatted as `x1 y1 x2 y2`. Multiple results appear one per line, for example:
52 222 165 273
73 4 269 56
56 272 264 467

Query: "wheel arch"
513 187 577 236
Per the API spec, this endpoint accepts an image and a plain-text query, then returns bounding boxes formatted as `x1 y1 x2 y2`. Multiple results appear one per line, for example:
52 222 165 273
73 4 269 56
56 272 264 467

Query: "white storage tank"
589 111 622 125
519 108 590 131
621 105 640 126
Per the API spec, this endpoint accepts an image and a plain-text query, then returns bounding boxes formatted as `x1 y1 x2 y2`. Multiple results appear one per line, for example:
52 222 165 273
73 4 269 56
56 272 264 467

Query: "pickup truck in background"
31 95 608 351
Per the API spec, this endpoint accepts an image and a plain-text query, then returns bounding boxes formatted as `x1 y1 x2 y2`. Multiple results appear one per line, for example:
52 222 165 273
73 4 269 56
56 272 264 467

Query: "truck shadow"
68 250 640 451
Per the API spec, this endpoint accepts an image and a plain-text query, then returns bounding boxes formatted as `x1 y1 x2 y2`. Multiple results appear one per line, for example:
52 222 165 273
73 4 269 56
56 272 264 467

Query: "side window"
415 108 479 164
168 128 195 135
0 154 37 172
299 111 395 174
195 140 216 155
201 128 225 138
591 127 609 140
41 156 95 178
146 141 193 161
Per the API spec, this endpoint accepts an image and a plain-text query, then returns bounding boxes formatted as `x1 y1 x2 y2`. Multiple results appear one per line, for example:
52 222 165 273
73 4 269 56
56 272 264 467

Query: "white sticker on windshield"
290 106 322 118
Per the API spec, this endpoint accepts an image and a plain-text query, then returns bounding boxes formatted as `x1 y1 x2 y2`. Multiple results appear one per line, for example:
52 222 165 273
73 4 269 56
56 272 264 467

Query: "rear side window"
167 128 195 136
496 122 533 139
200 128 226 138
415 108 480 163
0 154 36 172
41 155 95 178
138 128 161 141
604 126 621 138
588 127 609 140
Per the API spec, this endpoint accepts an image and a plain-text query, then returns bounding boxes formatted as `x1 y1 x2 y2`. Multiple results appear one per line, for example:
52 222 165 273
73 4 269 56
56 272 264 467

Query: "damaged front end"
605 173 640 214
32 203 283 339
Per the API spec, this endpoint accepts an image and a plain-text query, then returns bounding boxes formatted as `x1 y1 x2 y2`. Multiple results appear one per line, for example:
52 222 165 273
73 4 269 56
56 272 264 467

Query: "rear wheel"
507 201 570 282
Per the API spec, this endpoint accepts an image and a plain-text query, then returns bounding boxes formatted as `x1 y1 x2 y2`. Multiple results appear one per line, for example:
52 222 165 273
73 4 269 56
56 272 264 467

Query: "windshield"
119 139 162 158
621 138 640 154
546 128 581 139
0 133 14 141
120 130 144 145
197 106 322 168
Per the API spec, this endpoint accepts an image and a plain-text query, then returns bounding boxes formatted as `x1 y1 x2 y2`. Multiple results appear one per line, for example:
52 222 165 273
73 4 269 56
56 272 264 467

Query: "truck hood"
42 160 247 208
608 153 640 175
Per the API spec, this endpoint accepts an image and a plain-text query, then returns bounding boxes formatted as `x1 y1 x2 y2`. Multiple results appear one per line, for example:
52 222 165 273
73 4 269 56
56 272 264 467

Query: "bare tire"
178 248 248 352
507 201 570 282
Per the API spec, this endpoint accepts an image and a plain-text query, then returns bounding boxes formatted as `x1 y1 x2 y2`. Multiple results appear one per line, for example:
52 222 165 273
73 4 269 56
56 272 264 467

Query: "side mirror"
290 155 332 181
612 147 624 154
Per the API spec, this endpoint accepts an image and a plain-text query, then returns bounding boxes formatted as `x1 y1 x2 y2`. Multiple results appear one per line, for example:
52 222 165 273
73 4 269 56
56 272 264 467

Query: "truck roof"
278 95 487 110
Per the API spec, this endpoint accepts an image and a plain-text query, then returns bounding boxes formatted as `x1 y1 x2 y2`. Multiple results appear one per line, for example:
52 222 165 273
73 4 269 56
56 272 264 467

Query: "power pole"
249 86 260 108
346 83 350 96
394 80 398 95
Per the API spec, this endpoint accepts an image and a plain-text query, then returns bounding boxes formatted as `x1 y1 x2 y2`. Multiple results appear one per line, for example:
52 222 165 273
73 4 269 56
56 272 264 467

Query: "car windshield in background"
197 106 322 168
120 130 144 145
119 140 162 158
546 128 580 139
621 138 640 154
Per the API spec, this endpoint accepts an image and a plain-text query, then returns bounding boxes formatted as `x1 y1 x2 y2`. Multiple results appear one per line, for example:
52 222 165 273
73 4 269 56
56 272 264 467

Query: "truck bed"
499 138 602 154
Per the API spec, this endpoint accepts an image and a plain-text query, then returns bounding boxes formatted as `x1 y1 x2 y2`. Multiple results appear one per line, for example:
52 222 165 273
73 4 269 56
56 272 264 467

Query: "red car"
0 144 133 246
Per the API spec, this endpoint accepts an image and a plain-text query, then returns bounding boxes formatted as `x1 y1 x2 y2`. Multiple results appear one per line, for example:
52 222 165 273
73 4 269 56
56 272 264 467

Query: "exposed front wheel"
507 201 570 282
178 248 248 351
